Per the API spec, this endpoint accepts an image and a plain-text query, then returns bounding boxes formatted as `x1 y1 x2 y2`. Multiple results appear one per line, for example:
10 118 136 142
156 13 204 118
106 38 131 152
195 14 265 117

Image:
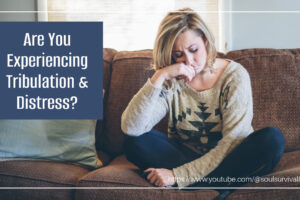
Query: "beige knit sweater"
121 60 254 188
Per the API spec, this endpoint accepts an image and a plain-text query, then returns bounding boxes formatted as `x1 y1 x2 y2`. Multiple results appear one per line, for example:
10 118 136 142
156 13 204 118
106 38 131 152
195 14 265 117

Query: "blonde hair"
153 8 217 72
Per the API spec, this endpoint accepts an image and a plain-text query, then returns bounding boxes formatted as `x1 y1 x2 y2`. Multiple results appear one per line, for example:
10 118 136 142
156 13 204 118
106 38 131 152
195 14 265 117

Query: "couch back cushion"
95 48 117 153
103 48 118 94
225 49 300 152
100 50 167 156
101 49 300 155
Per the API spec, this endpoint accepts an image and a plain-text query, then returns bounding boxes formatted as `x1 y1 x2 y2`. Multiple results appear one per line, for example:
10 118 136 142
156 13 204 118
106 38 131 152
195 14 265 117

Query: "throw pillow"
0 120 102 168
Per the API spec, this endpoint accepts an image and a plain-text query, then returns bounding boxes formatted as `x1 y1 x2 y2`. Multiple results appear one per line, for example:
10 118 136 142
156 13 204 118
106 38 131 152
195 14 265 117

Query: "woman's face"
172 29 208 74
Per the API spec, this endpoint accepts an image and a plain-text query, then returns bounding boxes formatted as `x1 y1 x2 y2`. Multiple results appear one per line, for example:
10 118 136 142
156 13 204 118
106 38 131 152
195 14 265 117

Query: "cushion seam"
78 179 145 187
112 57 152 64
227 53 293 61
0 174 77 186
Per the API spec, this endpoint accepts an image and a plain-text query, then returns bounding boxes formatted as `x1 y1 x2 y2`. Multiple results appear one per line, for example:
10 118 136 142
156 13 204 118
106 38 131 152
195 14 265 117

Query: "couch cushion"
103 48 118 94
225 49 300 152
243 150 300 187
226 188 300 200
76 155 219 200
225 150 300 199
95 48 117 154
100 50 168 156
76 151 300 200
0 160 89 200
100 48 300 155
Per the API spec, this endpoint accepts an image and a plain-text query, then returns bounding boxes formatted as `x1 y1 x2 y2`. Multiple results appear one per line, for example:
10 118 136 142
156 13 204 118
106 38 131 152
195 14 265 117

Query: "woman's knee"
256 126 285 156
123 134 142 154
263 126 285 149
123 129 165 154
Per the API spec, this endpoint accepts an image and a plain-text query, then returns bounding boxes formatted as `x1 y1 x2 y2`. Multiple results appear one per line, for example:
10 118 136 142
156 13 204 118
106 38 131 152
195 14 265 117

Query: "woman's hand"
162 63 196 82
150 63 196 88
144 168 176 187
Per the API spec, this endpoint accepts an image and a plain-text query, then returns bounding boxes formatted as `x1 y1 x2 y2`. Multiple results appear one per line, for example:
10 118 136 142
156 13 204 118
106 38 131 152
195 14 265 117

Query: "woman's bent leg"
123 129 196 171
200 126 285 187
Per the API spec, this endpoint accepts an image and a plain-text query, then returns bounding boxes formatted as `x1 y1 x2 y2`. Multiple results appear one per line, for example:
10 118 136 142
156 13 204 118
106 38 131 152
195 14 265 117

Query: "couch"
0 48 299 200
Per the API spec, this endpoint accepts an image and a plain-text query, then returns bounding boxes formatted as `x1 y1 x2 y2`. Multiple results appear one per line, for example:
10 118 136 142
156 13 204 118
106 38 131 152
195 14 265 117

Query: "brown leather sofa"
0 48 299 200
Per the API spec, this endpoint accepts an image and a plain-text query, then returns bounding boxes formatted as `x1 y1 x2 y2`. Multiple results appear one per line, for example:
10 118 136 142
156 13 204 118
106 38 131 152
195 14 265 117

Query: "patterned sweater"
121 60 254 188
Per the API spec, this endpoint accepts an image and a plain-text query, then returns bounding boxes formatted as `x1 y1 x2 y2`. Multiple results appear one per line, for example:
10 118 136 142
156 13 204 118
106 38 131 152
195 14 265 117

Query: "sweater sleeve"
173 66 254 188
121 78 171 136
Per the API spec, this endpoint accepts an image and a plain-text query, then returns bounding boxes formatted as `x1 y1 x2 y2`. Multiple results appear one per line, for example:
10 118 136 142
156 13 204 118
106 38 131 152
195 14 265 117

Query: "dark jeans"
123 126 285 188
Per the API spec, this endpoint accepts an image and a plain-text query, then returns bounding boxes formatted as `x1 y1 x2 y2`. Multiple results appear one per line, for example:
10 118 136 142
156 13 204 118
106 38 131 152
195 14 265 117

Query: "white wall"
0 0 37 21
225 0 300 51
1 0 299 50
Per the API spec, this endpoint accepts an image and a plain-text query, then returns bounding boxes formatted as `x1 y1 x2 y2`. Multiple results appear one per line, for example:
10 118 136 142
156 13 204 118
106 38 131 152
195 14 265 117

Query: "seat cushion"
76 150 300 200
0 160 89 200
76 155 219 200
218 150 300 199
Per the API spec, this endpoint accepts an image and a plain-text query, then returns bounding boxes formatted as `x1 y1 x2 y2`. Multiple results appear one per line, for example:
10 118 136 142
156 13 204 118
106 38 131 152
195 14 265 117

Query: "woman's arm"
121 63 196 136
121 77 170 136
172 66 254 188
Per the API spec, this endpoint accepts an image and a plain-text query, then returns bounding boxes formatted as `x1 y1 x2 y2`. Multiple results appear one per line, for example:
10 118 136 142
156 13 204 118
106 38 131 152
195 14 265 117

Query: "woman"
121 8 285 199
